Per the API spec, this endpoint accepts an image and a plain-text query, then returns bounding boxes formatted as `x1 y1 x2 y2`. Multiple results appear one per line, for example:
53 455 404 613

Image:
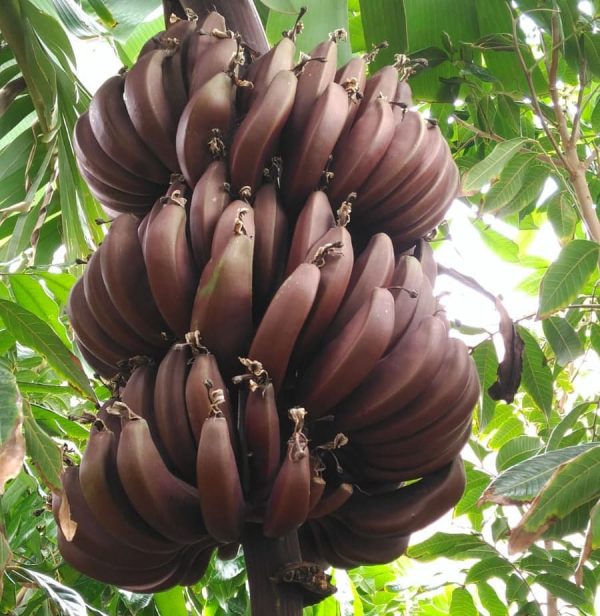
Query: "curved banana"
336 457 465 537
197 409 246 543
308 483 353 519
176 71 235 188
88 75 170 184
243 378 280 496
123 48 179 171
117 410 207 543
153 343 198 483
285 191 335 277
188 160 231 268
354 110 427 213
281 82 349 210
294 225 354 360
79 420 177 553
298 287 395 418
184 12 227 86
248 263 320 393
350 338 473 446
82 248 159 358
210 201 256 259
101 213 171 346
229 69 298 193
239 35 296 112
190 227 254 379
189 32 238 95
252 183 289 317
333 315 449 432
185 344 234 442
263 411 311 538
327 97 395 207
68 278 130 371
286 35 340 141
74 111 161 197
144 191 198 337
327 232 395 340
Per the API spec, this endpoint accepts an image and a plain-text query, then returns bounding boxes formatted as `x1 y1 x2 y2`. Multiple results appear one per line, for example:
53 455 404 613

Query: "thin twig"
509 3 568 168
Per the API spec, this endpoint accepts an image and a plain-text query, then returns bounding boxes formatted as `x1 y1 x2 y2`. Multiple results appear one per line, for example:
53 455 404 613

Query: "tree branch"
509 4 568 169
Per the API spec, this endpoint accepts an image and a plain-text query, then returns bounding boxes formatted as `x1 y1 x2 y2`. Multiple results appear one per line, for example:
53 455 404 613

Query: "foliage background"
0 0 599 614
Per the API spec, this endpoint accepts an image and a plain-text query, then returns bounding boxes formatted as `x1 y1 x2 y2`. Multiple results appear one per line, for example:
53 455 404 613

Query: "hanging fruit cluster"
57 9 477 602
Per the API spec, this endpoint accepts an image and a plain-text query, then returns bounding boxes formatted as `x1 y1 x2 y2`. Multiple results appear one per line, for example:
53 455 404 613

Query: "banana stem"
242 525 304 616
162 0 269 55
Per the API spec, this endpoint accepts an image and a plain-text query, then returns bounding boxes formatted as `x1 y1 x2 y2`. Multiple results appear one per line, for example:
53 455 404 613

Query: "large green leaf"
22 400 62 491
537 240 599 318
541 316 583 366
0 365 24 494
449 587 477 616
532 574 588 607
9 274 71 347
546 402 596 451
265 1 351 64
358 0 408 68
472 339 498 429
407 533 495 561
16 568 88 616
509 445 600 552
155 587 189 616
518 327 553 417
546 193 578 243
462 139 527 193
482 152 534 213
496 435 542 472
482 443 600 505
477 581 508 616
0 299 94 399
403 0 480 101
465 555 512 583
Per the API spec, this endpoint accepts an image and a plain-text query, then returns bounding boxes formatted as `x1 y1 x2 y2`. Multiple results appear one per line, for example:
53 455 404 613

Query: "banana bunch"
59 9 476 598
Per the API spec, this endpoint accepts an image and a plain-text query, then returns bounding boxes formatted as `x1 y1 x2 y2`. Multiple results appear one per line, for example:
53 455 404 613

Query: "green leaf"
403 0 480 101
462 139 527 193
22 400 62 492
477 581 508 616
547 194 578 243
266 1 351 64
482 443 600 504
496 163 547 218
449 587 477 616
547 402 595 451
482 153 534 213
16 568 88 616
538 240 599 318
519 327 553 417
472 340 498 429
37 271 76 305
9 274 70 347
509 445 600 552
533 574 588 607
456 465 490 516
465 556 512 583
155 587 189 616
496 436 542 471
30 403 89 440
407 533 495 562
588 499 600 550
114 14 163 67
260 0 298 12
472 220 519 262
0 365 24 493
359 0 408 69
541 317 583 366
0 299 94 399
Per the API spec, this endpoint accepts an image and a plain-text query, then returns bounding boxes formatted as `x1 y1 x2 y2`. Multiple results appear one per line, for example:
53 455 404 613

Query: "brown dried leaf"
0 404 25 494
488 297 523 403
